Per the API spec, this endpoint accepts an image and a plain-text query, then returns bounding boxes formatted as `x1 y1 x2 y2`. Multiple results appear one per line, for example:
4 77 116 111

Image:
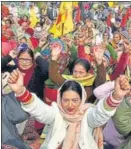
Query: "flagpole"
62 23 64 36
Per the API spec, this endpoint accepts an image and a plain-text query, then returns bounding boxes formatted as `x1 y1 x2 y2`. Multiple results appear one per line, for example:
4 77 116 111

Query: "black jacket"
2 55 49 100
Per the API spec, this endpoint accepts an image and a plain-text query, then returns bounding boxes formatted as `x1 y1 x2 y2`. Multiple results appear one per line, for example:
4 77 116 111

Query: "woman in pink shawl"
8 68 130 149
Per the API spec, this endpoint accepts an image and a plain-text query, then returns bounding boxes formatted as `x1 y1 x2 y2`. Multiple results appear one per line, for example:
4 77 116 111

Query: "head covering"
57 80 103 149
57 80 88 149
104 50 111 64
50 38 70 74
50 38 66 52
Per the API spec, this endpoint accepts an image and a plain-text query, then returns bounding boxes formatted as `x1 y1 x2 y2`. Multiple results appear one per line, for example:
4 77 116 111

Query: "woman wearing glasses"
2 47 49 149
2 47 49 99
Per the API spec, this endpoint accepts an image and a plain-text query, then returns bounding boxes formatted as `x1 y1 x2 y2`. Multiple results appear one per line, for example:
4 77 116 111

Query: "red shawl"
18 64 36 87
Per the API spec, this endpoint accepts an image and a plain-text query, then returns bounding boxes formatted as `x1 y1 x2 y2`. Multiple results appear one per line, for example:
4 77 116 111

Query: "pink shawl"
57 80 103 149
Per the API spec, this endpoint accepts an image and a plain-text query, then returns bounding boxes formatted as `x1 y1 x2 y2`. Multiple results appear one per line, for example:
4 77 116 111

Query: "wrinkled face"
61 90 81 115
18 52 33 70
113 33 120 44
73 64 87 78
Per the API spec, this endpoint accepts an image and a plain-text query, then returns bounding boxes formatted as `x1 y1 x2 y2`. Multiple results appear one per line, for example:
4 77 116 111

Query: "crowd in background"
1 1 131 149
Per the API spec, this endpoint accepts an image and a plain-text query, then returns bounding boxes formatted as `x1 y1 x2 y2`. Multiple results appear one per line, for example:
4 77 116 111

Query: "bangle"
22 96 34 105
16 90 32 103
106 93 122 108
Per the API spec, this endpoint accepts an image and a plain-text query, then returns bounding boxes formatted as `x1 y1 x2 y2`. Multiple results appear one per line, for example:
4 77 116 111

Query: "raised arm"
8 69 56 124
2 50 17 71
49 45 66 86
49 60 65 86
110 42 130 81
35 54 49 80
87 75 131 128
2 55 13 70
93 45 106 87
93 81 115 100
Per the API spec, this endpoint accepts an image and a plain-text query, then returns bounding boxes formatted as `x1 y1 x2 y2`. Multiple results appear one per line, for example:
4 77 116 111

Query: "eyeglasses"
18 58 32 64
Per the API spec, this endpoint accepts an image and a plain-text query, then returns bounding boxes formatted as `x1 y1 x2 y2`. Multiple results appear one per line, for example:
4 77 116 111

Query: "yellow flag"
49 2 76 37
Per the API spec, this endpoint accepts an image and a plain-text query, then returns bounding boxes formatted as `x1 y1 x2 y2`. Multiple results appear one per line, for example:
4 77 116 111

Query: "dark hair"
113 31 120 37
17 48 34 60
20 37 27 42
23 15 28 19
60 81 82 99
73 58 91 73
36 22 42 27
5 19 12 25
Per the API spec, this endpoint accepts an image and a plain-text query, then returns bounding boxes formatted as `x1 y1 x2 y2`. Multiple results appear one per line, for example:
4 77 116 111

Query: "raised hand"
8 69 25 95
50 42 62 61
93 45 105 65
113 75 131 100
9 50 18 59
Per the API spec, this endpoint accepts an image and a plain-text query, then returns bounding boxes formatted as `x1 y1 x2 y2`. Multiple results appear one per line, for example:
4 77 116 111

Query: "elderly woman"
7 69 130 149
49 43 107 103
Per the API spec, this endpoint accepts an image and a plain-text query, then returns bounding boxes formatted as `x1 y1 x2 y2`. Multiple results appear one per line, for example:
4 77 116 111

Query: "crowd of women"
1 1 131 149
